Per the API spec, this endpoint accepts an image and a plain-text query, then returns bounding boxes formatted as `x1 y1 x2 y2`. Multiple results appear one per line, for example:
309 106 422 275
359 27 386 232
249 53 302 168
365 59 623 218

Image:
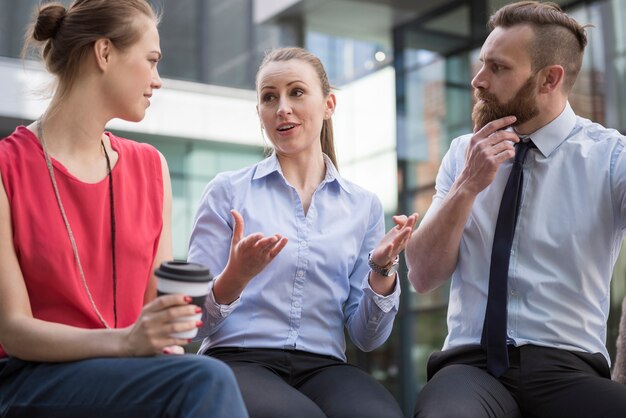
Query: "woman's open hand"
212 209 288 304
370 213 419 268
368 213 419 295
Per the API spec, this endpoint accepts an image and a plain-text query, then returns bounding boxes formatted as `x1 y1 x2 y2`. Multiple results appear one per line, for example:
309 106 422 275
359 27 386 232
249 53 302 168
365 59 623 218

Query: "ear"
324 93 337 120
538 65 565 94
93 38 113 72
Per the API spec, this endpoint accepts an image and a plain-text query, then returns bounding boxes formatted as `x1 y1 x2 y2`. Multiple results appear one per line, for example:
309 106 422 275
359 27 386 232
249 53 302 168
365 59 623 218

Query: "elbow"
404 246 428 293
405 248 451 294
0 323 15 355
407 265 447 294
407 268 432 294
348 325 390 352
352 337 381 353
0 333 24 360
405 252 430 293
0 316 38 361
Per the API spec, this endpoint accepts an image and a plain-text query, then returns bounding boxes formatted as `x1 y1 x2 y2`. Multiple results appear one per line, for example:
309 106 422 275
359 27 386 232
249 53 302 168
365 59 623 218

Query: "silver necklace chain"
36 119 117 329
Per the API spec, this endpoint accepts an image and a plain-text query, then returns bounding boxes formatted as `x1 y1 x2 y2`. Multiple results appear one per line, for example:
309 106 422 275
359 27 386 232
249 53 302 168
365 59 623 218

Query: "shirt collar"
252 152 352 194
517 101 576 157
252 151 282 180
323 154 352 194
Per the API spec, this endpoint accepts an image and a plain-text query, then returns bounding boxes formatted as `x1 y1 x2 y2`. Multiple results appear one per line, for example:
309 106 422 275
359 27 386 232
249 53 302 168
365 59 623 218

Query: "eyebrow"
260 80 306 90
480 55 512 66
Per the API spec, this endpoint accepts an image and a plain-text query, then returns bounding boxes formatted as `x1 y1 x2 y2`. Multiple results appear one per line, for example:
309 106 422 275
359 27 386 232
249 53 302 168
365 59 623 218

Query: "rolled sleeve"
345 195 400 352
361 273 401 313
197 279 241 339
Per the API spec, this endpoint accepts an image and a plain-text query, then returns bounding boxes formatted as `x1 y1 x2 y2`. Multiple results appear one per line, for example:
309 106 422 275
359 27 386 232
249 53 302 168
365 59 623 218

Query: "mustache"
474 89 497 102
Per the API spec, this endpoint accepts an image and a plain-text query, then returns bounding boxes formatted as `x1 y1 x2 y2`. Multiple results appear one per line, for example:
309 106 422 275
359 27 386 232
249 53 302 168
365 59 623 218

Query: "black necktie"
481 139 533 377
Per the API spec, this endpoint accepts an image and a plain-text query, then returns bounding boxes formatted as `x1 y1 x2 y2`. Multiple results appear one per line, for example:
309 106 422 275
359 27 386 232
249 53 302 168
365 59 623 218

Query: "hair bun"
33 3 67 41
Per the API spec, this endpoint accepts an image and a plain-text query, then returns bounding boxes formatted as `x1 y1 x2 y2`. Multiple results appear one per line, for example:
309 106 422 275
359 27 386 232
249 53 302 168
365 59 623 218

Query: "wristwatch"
368 251 399 277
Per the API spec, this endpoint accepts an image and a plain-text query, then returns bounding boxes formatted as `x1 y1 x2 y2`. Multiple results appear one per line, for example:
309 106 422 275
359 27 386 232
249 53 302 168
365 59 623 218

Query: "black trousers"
206 347 404 418
414 344 626 418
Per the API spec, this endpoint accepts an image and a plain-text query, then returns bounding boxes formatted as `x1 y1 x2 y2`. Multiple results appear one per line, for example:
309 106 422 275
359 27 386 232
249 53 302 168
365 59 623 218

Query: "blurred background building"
1 0 625 414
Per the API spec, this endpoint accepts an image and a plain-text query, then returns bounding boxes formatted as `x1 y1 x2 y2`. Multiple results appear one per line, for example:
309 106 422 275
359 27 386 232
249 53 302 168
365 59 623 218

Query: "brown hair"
23 0 158 100
256 47 338 169
488 1 589 93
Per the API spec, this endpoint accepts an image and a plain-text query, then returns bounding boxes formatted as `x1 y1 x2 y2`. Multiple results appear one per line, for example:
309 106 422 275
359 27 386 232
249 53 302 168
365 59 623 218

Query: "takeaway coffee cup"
155 260 213 339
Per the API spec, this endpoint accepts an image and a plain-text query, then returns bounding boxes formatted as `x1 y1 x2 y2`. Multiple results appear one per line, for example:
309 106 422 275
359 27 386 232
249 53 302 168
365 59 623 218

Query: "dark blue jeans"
0 354 248 417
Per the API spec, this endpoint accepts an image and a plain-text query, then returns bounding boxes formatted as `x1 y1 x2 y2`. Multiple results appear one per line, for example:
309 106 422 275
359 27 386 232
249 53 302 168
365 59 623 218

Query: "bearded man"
405 1 626 417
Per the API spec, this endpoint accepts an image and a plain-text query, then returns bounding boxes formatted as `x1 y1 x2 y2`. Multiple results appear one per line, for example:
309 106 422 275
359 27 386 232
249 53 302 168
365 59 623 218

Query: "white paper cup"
170 312 203 339
155 260 213 339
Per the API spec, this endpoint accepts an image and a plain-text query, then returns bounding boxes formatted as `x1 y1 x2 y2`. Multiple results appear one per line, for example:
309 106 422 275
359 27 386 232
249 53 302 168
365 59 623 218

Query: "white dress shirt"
424 102 626 363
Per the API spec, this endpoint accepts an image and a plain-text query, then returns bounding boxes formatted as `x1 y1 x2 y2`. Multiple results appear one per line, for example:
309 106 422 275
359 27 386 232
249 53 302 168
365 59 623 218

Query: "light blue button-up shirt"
188 153 400 361
426 103 626 363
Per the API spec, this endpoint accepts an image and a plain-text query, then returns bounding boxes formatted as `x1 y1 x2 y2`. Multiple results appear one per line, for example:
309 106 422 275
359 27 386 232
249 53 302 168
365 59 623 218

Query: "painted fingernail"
184 296 192 303
187 339 193 343
162 347 172 355
196 320 204 327
195 307 202 313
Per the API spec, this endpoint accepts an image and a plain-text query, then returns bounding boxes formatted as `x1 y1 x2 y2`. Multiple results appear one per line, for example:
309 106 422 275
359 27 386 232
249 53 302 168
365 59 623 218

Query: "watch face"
386 264 399 276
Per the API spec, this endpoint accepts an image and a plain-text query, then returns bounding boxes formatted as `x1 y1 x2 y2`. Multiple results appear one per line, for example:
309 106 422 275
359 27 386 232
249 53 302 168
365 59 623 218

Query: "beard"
472 74 540 132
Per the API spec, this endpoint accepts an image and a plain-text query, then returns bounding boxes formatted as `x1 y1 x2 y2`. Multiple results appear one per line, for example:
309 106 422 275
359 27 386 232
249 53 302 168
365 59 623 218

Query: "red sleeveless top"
0 126 164 358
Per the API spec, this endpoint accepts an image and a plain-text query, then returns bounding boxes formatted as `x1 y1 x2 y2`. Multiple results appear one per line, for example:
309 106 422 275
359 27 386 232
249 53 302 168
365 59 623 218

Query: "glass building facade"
1 0 625 415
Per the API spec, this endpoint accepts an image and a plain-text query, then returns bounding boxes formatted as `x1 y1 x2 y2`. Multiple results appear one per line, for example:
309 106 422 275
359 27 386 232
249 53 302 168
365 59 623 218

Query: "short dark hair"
488 1 589 93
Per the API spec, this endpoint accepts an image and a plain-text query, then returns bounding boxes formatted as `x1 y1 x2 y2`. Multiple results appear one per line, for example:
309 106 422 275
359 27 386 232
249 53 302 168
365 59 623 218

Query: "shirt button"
510 289 517 296
297 270 305 277
300 241 308 248
294 301 300 308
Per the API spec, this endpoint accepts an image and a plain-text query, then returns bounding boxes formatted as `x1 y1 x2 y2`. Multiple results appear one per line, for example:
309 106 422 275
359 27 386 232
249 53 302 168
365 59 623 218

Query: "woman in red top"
0 1 247 417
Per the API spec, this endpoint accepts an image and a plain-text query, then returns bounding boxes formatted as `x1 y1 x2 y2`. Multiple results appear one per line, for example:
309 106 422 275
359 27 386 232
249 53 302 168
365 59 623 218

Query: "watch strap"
368 251 399 276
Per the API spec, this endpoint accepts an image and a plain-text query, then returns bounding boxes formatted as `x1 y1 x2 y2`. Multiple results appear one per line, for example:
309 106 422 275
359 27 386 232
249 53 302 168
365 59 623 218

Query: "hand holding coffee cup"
155 260 213 339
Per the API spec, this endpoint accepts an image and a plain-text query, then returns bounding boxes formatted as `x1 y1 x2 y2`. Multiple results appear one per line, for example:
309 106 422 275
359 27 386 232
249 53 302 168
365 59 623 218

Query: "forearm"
198 279 238 339
1 316 128 362
347 284 399 352
212 269 246 305
405 176 478 293
368 270 397 295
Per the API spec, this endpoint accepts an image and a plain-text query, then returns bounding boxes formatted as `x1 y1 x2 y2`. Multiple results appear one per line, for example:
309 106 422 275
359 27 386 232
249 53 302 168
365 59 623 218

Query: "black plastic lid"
154 260 213 282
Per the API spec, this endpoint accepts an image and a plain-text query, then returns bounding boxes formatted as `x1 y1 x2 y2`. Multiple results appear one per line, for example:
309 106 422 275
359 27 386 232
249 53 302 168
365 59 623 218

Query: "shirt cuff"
205 278 240 318
362 274 401 313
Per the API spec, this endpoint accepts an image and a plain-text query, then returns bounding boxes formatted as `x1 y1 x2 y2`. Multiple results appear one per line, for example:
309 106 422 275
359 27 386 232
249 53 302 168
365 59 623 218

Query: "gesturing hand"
212 209 288 304
370 213 419 268
368 212 419 295
462 115 519 194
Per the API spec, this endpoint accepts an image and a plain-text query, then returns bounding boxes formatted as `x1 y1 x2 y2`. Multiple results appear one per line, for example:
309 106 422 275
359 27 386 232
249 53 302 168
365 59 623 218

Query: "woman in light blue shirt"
189 47 417 418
